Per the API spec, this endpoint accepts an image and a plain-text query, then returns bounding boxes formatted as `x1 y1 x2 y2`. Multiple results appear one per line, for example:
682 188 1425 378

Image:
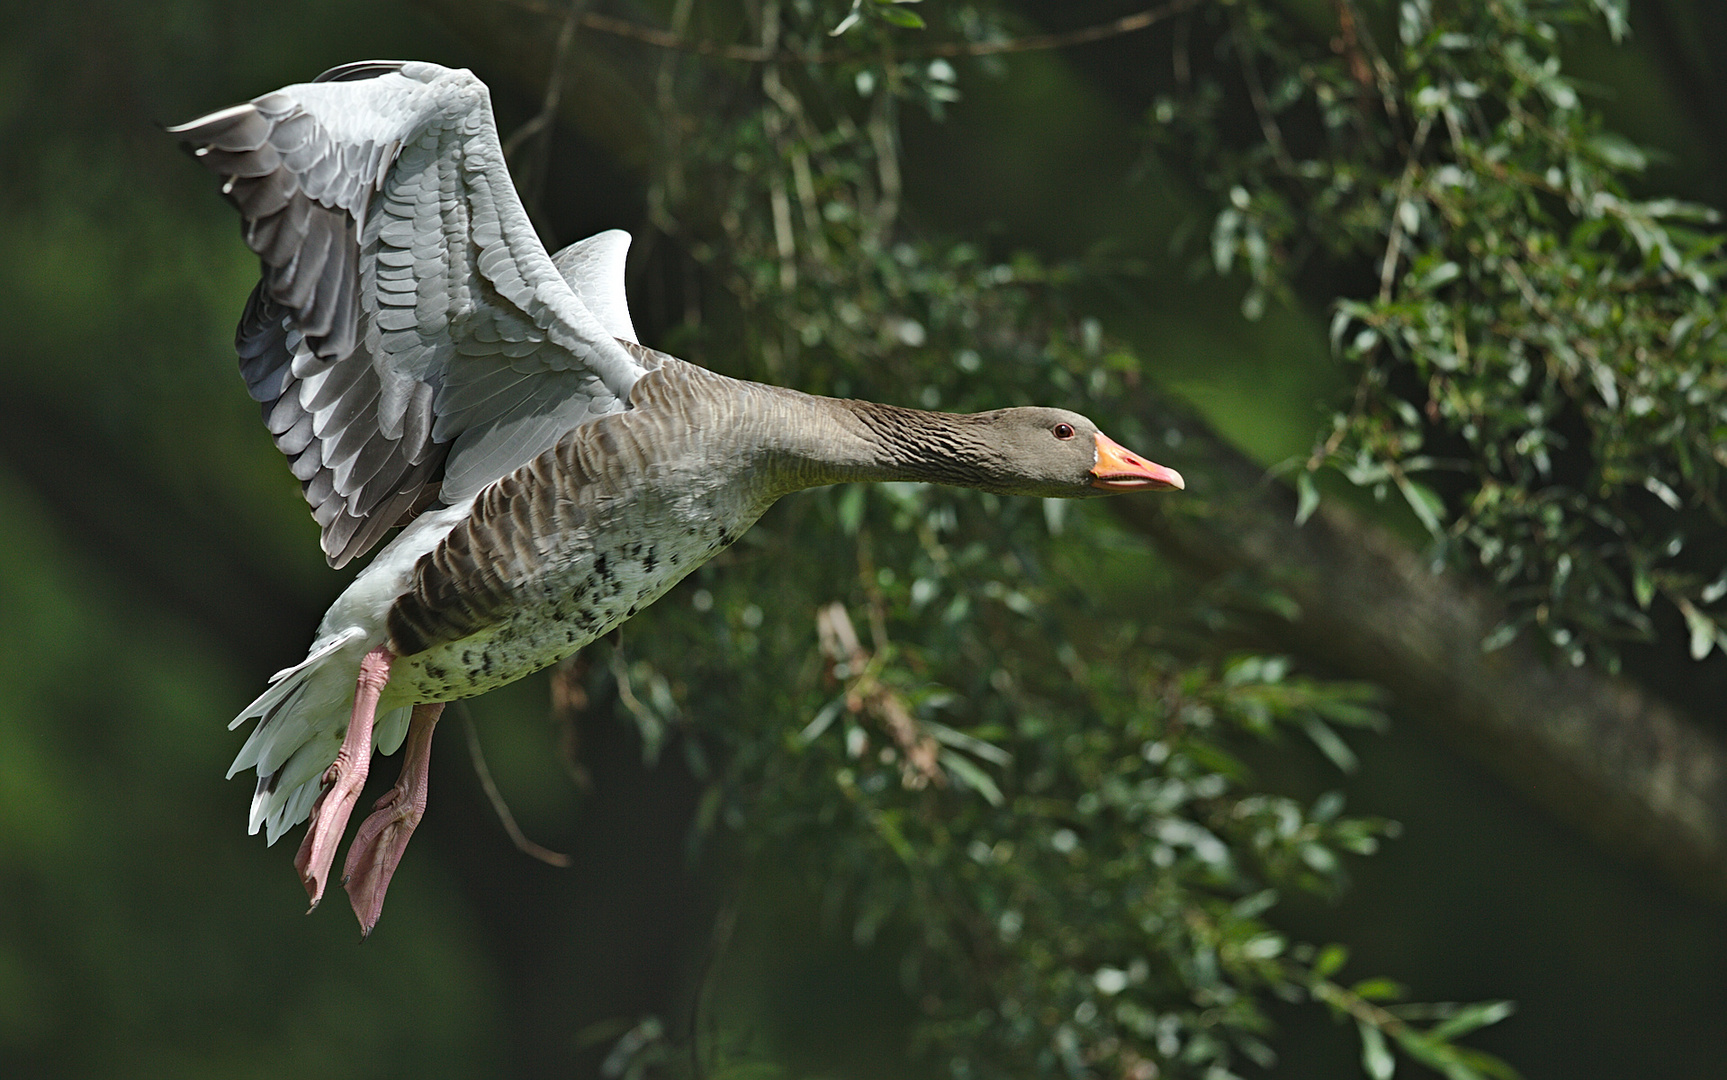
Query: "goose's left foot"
342 701 446 938
294 645 393 911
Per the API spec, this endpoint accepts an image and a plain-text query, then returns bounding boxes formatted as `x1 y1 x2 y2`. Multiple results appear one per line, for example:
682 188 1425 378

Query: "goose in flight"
172 60 1183 936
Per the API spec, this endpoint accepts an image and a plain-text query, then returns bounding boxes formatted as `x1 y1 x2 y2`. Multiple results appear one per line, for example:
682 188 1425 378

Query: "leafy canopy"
1176 0 1727 670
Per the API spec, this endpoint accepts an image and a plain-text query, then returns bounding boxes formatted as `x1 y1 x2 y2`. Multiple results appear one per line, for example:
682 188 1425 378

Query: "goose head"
955 407 1185 498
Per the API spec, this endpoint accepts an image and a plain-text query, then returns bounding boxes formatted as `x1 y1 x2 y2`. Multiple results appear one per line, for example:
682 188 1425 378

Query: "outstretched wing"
172 60 647 567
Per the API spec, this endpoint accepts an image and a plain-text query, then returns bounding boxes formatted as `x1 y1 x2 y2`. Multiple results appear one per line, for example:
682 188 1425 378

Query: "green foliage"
831 0 927 37
596 2 1518 1075
7 1 1727 1077
751 651 1396 1078
1169 0 1727 668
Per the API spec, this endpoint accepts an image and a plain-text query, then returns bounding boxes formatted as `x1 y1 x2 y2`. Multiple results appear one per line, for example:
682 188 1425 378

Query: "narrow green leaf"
1330 307 1354 350
1586 132 1647 172
924 719 1012 765
1296 469 1320 526
1233 889 1279 918
1302 716 1360 773
1314 943 1349 979
837 485 865 535
1311 789 1346 822
1430 1000 1515 1042
1311 696 1389 730
1453 1046 1527 1080
1043 496 1067 535
1359 1020 1396 1080
1680 600 1716 661
1418 260 1462 290
800 697 846 742
1352 977 1407 1002
1480 621 1519 653
1397 477 1447 537
1591 0 1630 40
1633 565 1655 610
1644 475 1683 510
1391 1030 1475 1080
939 749 1004 806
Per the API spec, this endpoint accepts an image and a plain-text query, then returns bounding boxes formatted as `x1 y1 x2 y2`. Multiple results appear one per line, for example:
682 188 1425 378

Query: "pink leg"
342 700 446 938
293 644 392 911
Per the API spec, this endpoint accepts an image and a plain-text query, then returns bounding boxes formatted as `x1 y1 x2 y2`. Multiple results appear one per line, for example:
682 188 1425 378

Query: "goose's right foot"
293 644 393 910
342 700 445 938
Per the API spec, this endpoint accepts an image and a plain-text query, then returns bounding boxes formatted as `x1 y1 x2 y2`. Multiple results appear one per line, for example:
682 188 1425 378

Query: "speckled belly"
392 499 760 702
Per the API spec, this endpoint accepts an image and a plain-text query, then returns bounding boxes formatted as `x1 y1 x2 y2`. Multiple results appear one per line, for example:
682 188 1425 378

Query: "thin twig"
689 902 738 1080
1306 974 1415 1038
645 0 697 241
458 701 573 868
607 636 667 736
1332 0 1400 122
1500 256 1553 320
485 0 1201 64
759 33 831 265
762 4 798 292
864 72 902 248
816 601 944 787
1230 9 1296 172
919 0 1203 58
1377 115 1433 302
502 0 588 224
550 654 593 789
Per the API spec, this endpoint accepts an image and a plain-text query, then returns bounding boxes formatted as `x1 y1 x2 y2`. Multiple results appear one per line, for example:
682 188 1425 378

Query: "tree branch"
1115 389 1727 904
481 0 1202 63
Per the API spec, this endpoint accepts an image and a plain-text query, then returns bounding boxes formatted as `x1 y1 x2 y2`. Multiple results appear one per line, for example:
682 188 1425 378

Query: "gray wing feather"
442 373 615 501
173 61 648 567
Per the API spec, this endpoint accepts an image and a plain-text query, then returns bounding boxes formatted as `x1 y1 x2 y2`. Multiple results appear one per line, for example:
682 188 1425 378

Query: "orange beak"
1091 433 1184 492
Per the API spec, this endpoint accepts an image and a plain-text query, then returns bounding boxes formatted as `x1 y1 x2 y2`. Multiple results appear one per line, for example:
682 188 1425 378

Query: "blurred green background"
2 1 1724 1076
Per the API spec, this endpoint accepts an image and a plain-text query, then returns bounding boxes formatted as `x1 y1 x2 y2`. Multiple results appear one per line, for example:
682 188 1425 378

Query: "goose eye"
1053 423 1076 440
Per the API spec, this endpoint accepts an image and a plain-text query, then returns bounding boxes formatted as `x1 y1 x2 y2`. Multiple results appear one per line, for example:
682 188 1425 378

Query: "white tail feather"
228 627 381 845
228 629 365 737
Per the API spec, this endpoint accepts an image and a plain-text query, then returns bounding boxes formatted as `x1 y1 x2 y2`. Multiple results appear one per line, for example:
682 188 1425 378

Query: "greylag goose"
172 60 1183 937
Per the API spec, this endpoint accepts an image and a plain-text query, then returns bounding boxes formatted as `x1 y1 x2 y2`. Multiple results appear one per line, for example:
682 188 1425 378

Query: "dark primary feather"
315 60 410 83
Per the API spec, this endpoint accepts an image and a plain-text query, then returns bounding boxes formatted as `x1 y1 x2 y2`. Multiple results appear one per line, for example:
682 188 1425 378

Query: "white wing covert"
549 229 638 343
172 60 647 567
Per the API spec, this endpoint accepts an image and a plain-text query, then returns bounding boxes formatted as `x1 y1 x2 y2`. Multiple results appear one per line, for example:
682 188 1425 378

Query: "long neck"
630 359 1020 496
758 388 1013 494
